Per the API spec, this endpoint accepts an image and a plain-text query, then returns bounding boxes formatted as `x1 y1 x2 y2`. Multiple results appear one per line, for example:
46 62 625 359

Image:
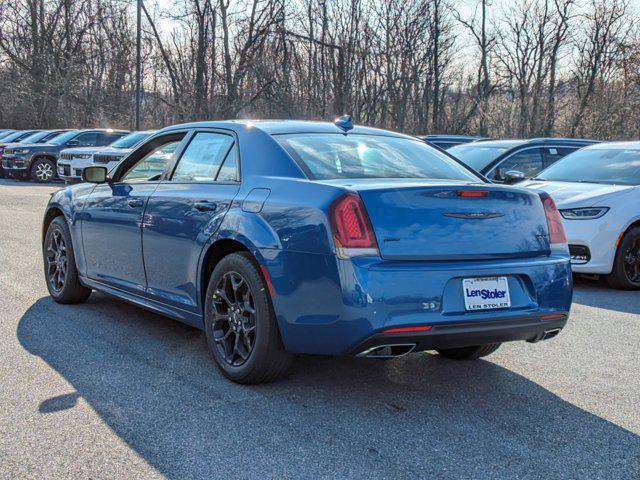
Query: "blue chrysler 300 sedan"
42 118 573 384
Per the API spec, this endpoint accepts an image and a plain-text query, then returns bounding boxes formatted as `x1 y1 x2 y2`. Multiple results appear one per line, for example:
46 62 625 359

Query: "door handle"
194 201 217 212
127 198 144 208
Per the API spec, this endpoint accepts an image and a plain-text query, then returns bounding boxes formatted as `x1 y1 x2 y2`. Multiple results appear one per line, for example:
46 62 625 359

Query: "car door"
488 147 544 182
81 134 187 294
142 130 241 312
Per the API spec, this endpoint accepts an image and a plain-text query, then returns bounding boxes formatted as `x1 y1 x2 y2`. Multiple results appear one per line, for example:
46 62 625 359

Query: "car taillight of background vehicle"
329 193 379 258
540 192 568 251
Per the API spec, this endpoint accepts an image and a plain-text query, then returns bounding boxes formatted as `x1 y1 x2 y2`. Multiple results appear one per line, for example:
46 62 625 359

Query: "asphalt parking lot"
0 178 638 480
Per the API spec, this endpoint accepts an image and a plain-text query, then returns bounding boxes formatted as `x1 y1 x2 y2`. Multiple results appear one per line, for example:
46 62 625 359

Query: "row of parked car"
1 124 639 291
0 128 154 182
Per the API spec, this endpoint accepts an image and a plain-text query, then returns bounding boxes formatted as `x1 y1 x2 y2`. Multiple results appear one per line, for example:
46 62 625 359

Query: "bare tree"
0 0 638 140
456 0 495 135
570 0 630 136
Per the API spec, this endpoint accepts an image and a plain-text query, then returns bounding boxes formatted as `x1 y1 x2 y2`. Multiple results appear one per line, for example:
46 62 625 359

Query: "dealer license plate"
462 277 511 311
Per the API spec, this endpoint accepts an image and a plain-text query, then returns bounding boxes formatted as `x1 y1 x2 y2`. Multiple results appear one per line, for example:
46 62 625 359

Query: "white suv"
58 131 154 182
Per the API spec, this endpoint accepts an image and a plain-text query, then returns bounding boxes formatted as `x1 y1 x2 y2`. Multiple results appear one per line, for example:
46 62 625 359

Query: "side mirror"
82 166 109 184
504 170 526 184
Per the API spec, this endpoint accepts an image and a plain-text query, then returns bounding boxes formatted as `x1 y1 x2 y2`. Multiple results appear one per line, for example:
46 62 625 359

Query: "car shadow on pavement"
17 294 640 479
573 276 640 315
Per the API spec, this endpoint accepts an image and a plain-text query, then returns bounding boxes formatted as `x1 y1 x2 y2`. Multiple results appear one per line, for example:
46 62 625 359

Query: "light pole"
135 0 142 130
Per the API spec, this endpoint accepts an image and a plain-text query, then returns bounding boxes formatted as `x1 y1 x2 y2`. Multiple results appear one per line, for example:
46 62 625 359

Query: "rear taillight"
540 192 567 245
329 193 379 258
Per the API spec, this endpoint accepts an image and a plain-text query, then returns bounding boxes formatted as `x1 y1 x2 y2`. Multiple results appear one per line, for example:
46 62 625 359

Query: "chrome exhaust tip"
357 344 416 359
541 328 562 341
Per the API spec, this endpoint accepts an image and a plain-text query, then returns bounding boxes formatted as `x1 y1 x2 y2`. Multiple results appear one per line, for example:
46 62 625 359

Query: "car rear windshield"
110 132 151 148
276 134 481 182
447 144 511 171
537 147 640 185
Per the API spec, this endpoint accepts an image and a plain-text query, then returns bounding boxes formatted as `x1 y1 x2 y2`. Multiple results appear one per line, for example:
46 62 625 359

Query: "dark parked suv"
2 129 128 182
0 130 44 178
447 138 600 183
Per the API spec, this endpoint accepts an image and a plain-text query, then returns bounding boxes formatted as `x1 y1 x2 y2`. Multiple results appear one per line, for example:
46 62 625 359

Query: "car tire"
31 157 56 183
204 252 293 384
606 227 640 290
43 216 92 304
437 343 501 360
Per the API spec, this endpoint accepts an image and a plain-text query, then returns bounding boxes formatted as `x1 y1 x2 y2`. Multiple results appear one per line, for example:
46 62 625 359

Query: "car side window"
75 132 99 147
121 141 181 183
171 132 234 183
216 144 239 182
490 148 544 181
544 147 577 168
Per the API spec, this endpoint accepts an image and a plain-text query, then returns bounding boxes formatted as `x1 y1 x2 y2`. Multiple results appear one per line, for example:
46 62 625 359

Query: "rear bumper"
349 315 568 355
266 250 573 356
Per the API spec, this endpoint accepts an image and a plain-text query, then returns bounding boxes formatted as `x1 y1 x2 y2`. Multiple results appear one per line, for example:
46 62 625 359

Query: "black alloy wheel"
46 228 67 294
204 252 293 384
623 237 640 284
43 216 92 303
211 271 257 366
607 227 640 290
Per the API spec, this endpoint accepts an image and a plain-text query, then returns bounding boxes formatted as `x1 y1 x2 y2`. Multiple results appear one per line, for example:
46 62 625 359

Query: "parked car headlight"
75 154 92 159
559 207 609 219
13 149 29 154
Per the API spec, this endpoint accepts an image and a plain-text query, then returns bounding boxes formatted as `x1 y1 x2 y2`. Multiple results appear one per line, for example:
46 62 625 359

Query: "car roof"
75 128 129 133
159 119 412 139
524 137 600 145
455 139 526 148
40 129 75 134
462 138 599 149
582 141 640 150
423 135 489 141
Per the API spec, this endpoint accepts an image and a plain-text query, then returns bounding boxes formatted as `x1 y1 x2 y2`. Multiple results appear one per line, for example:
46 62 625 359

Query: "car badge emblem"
442 212 505 219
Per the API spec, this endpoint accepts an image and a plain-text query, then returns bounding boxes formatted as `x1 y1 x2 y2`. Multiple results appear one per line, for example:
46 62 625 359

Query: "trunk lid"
345 181 549 260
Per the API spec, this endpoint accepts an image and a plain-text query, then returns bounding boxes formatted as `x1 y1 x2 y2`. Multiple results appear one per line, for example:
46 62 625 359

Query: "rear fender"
196 210 281 311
